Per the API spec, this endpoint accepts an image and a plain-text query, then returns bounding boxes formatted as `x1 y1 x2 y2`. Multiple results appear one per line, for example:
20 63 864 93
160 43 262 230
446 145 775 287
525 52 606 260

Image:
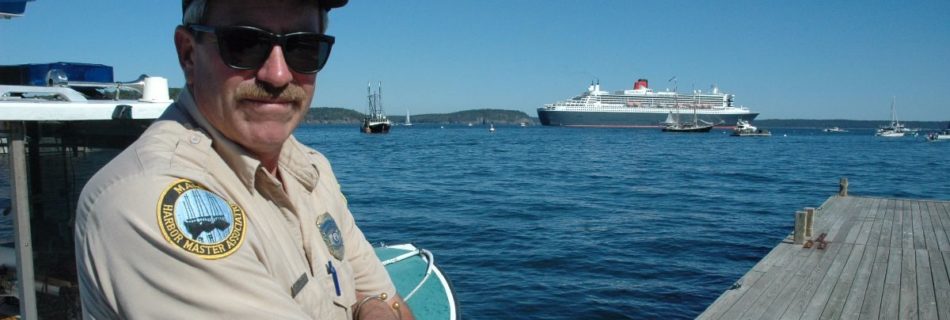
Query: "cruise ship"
537 79 758 127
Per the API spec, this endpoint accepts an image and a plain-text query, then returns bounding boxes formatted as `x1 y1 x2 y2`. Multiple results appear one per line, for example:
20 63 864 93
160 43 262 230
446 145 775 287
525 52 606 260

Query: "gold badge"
156 179 246 259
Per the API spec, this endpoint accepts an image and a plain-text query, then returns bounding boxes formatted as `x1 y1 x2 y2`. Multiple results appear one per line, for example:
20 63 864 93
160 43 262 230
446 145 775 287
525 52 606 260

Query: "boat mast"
378 81 383 120
891 96 899 127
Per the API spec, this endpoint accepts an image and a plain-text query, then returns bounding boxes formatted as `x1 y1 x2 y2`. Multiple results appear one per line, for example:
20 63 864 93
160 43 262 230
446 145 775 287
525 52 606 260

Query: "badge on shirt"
317 212 345 260
156 179 247 259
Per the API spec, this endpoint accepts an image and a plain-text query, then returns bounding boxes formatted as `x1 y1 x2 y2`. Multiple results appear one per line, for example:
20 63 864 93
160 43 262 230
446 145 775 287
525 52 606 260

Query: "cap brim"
183 0 348 15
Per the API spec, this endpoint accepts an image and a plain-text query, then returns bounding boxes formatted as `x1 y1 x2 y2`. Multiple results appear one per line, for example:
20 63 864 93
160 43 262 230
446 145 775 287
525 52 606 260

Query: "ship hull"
537 109 758 128
362 120 391 134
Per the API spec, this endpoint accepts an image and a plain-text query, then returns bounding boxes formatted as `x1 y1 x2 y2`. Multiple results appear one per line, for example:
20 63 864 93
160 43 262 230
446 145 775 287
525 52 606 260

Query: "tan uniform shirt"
75 90 395 319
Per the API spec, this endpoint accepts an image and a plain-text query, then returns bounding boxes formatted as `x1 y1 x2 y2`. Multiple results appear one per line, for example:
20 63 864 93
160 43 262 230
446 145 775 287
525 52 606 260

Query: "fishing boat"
361 82 391 134
1 61 172 318
731 119 771 137
875 96 906 137
375 243 459 320
661 108 714 133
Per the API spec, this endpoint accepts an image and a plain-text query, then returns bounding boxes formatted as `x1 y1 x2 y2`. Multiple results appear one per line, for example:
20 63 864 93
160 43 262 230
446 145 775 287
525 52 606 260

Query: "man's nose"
256 46 293 88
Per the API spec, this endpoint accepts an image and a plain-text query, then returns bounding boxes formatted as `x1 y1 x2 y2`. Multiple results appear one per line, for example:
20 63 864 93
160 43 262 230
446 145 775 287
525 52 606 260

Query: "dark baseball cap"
182 0 348 15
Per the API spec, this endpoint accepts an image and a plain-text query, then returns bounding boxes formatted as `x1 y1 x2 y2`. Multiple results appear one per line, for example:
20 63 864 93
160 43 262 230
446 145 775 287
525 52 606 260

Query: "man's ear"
174 26 196 86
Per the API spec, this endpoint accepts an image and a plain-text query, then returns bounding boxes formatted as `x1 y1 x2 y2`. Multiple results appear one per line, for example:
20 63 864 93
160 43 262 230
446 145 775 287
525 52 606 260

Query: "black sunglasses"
187 24 334 74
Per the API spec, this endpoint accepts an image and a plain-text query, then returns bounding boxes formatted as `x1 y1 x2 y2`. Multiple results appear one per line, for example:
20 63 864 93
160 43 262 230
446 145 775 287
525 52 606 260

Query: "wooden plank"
698 230 812 319
699 242 794 320
834 199 863 245
772 198 859 320
928 201 950 252
900 247 919 319
817 243 867 320
759 245 830 320
852 198 878 246
879 199 896 251
697 270 766 320
799 243 856 320
778 241 848 320
864 198 885 247
716 242 806 320
920 200 941 252
902 200 916 251
860 245 890 319
880 248 903 319
892 200 905 249
738 245 817 319
936 289 950 320
936 201 950 248
916 249 938 320
843 198 872 245
912 200 927 250
936 202 950 320
840 200 885 319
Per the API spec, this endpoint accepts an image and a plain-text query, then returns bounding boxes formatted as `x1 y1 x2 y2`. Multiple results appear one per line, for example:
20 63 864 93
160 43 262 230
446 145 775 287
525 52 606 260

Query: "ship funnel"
634 79 649 90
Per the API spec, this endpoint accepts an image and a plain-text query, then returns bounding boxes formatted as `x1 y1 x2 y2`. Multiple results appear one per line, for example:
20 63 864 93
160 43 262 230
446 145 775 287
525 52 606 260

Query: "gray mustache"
235 83 307 103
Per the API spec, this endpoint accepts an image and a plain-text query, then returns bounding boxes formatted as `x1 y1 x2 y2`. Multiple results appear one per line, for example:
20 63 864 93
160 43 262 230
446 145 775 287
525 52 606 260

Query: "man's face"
182 1 321 157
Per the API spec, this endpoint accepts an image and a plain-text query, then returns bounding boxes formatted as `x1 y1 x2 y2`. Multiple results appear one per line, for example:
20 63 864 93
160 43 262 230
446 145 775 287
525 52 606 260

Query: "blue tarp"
0 0 34 16
0 62 114 86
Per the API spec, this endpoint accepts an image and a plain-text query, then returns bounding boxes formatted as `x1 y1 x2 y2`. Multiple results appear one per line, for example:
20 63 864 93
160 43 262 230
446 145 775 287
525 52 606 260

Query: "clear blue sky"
2 1 948 121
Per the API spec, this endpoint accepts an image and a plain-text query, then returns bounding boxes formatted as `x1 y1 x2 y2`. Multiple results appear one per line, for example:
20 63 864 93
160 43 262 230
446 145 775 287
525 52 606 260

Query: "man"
74 1 413 319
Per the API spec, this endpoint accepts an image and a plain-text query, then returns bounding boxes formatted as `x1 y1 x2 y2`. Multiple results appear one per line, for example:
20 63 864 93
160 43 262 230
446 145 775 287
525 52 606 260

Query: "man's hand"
353 293 415 320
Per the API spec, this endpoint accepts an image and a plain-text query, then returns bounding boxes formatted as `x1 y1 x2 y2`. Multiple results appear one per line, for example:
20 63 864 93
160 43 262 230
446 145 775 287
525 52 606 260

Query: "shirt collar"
177 89 319 192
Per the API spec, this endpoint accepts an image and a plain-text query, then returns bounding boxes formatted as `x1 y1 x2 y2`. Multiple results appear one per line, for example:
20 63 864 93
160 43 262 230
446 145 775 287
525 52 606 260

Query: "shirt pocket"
292 272 350 318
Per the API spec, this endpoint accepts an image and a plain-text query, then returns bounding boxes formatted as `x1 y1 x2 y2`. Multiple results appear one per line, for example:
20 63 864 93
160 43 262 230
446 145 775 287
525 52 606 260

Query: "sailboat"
875 96 905 137
404 109 413 126
662 108 714 133
361 82 391 134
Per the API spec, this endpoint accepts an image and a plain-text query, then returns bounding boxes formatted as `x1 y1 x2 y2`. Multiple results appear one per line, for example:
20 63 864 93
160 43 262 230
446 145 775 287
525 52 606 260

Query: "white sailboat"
875 96 905 137
404 109 413 126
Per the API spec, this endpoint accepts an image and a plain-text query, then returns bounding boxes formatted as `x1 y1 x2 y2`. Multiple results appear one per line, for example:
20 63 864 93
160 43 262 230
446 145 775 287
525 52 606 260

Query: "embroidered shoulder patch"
156 179 246 259
317 212 345 260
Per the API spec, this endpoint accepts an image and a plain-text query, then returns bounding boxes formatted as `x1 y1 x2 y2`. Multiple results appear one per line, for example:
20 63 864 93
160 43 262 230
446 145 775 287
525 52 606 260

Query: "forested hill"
305 108 536 125
304 107 366 124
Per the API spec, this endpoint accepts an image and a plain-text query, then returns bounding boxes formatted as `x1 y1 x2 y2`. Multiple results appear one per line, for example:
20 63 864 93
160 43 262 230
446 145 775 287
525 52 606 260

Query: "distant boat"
875 96 905 137
731 119 771 137
823 127 848 133
927 123 950 142
520 122 527 127
661 108 714 133
404 109 413 126
489 123 496 133
362 82 391 134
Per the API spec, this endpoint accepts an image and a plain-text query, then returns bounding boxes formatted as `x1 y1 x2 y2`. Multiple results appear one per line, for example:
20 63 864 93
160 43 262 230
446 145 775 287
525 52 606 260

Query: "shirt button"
190 135 201 144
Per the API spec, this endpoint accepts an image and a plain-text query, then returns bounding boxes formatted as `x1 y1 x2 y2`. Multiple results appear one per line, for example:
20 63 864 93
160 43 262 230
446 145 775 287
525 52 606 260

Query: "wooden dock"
699 195 950 320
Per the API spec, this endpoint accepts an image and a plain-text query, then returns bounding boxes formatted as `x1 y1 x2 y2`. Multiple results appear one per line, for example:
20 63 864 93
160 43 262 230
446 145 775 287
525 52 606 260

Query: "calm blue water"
2 125 949 319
